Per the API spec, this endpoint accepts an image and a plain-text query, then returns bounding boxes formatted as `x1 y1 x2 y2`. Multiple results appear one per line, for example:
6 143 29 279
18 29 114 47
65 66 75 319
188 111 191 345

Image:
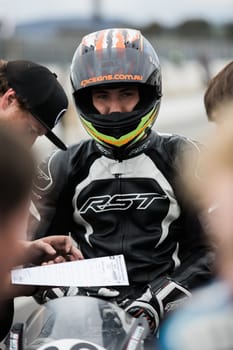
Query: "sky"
0 0 233 27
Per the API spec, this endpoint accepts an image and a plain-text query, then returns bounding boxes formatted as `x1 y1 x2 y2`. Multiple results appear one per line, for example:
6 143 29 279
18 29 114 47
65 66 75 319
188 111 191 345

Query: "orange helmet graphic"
71 28 162 150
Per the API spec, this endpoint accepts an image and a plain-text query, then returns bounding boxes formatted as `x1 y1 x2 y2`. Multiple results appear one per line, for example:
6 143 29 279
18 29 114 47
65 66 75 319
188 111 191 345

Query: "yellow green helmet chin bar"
80 105 159 148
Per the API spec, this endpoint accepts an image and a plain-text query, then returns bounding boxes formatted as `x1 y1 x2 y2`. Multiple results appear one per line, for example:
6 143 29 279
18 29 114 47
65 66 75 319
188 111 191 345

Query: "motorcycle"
6 296 149 350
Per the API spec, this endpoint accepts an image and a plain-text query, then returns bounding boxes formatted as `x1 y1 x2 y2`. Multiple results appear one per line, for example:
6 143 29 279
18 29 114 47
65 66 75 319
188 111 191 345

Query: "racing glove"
121 277 191 335
34 286 119 304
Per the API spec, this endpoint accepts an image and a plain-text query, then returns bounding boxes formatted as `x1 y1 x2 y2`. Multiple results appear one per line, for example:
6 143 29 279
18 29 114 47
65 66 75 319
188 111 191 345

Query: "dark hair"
204 60 233 121
4 60 68 150
0 59 30 110
0 129 35 224
0 59 9 95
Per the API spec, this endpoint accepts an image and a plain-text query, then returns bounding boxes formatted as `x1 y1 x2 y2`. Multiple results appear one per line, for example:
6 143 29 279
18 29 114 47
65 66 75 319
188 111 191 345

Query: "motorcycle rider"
33 28 212 335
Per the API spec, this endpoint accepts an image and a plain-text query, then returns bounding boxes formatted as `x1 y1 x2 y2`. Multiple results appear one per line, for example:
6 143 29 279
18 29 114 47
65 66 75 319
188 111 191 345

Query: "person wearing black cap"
0 59 68 150
0 60 82 341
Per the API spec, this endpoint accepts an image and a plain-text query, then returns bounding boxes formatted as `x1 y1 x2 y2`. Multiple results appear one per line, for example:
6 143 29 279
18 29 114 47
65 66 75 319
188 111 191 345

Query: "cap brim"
31 112 67 151
45 129 67 151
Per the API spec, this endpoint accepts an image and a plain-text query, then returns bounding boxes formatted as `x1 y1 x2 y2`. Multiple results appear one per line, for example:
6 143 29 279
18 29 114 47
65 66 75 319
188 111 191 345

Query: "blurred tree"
223 22 233 40
175 19 213 37
141 22 165 36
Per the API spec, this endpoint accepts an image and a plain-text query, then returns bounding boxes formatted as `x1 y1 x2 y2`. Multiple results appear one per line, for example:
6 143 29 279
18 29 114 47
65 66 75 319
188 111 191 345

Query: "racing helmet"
70 28 162 149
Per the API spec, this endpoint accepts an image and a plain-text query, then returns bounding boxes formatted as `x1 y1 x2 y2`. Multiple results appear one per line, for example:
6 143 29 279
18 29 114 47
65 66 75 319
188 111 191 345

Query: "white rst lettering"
79 193 167 214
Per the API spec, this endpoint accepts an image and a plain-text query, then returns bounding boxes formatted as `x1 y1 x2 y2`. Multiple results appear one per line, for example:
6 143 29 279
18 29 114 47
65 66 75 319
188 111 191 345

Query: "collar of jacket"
94 130 155 161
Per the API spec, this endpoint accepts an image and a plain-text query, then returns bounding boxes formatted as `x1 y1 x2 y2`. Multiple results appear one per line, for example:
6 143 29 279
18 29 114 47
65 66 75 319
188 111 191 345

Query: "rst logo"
79 193 167 213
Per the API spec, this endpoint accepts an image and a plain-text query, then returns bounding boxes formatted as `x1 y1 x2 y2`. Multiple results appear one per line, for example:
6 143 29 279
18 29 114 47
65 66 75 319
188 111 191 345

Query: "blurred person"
190 59 233 257
0 129 83 341
32 28 212 340
0 58 84 341
158 122 233 350
158 61 233 350
0 59 68 150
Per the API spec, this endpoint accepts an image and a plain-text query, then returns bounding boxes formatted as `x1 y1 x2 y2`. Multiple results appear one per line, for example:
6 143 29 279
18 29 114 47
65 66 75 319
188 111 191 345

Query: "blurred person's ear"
210 100 233 124
0 88 17 110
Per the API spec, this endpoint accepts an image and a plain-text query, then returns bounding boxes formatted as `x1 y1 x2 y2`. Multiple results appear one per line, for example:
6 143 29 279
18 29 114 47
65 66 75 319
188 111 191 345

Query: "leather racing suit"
33 131 212 303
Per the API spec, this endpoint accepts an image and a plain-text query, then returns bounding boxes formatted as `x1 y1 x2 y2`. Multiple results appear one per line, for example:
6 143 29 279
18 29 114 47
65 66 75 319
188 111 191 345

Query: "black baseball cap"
5 60 68 150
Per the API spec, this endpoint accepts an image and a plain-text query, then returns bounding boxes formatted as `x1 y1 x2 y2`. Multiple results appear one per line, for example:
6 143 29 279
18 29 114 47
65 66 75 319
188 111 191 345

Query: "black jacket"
0 300 14 341
33 131 212 298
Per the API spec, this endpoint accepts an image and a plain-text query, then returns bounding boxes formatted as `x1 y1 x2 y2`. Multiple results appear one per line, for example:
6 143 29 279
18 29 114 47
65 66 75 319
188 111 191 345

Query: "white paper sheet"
11 255 129 287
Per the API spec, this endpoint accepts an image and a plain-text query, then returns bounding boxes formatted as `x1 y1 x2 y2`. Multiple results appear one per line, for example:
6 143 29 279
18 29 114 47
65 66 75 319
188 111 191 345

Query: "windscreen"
23 296 148 350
